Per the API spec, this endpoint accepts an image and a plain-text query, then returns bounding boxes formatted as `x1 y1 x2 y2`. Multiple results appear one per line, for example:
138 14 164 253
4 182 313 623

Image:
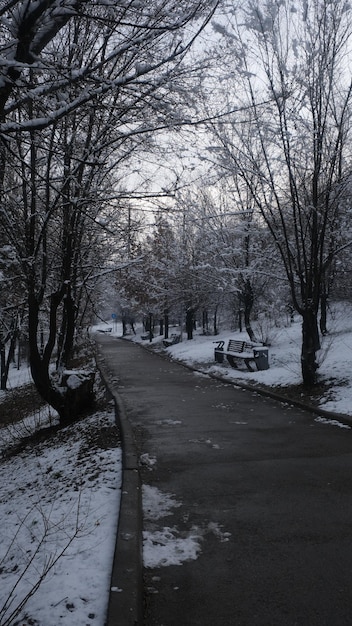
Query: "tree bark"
0 343 5 391
164 310 169 339
28 291 94 424
213 306 218 336
301 306 321 386
186 308 196 340
320 281 328 336
243 279 255 342
238 308 243 333
0 328 18 390
202 309 209 334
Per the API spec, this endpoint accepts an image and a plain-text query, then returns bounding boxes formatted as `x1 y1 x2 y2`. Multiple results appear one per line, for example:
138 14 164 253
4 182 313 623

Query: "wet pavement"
96 334 352 626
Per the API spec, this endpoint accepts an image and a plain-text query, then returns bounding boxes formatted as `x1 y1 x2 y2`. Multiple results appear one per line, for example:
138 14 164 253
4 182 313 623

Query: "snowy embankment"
0 372 121 626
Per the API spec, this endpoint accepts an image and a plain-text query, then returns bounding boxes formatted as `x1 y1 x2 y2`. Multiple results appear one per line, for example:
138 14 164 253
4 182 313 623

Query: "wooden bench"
163 333 181 347
214 339 269 371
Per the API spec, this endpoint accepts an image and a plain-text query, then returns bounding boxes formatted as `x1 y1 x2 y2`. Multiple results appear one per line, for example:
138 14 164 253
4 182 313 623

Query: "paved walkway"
96 334 352 626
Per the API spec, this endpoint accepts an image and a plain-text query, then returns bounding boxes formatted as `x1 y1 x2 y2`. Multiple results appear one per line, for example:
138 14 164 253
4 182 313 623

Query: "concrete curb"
95 348 143 626
207 370 352 427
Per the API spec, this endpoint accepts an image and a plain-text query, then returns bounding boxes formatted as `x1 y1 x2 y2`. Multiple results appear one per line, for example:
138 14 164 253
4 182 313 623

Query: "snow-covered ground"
0 376 121 626
2 302 352 626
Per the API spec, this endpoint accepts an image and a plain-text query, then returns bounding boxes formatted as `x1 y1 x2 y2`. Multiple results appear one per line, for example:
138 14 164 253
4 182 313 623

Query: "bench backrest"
227 339 246 352
227 339 255 353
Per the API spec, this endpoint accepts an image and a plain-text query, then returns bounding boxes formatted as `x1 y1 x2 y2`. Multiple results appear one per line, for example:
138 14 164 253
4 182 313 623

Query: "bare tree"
206 0 352 385
0 234 25 390
0 0 219 419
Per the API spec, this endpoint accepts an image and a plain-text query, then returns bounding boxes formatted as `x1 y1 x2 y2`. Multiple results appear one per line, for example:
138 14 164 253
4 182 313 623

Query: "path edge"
96 346 143 626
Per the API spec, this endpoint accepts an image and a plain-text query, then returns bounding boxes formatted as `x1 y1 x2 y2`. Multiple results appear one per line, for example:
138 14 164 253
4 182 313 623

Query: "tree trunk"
28 293 64 416
186 308 195 340
3 330 17 389
320 283 328 336
148 313 153 342
213 306 218 336
202 309 209 334
28 291 94 424
30 338 94 425
164 310 169 339
238 308 243 332
0 328 18 390
301 307 321 386
57 291 76 370
0 343 6 391
243 279 255 342
61 291 76 366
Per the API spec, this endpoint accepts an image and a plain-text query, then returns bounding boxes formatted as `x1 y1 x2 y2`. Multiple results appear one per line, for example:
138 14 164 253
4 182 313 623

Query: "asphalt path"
96 334 352 626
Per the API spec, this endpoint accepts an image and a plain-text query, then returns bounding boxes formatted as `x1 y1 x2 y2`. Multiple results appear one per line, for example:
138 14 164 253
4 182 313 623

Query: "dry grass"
0 384 47 427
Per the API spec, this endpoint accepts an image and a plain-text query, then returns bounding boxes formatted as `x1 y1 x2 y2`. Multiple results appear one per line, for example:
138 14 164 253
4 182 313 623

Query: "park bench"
163 333 181 347
214 339 269 371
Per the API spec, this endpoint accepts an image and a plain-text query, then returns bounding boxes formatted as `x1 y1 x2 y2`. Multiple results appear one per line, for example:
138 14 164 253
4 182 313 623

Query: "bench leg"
215 350 224 363
244 359 255 372
226 355 256 371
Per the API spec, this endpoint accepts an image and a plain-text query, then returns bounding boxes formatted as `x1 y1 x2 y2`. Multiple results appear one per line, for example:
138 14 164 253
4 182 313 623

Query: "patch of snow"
140 452 157 470
155 418 183 426
207 521 231 543
143 526 202 568
142 485 201 568
0 408 121 626
66 373 83 389
143 485 181 521
314 416 351 430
